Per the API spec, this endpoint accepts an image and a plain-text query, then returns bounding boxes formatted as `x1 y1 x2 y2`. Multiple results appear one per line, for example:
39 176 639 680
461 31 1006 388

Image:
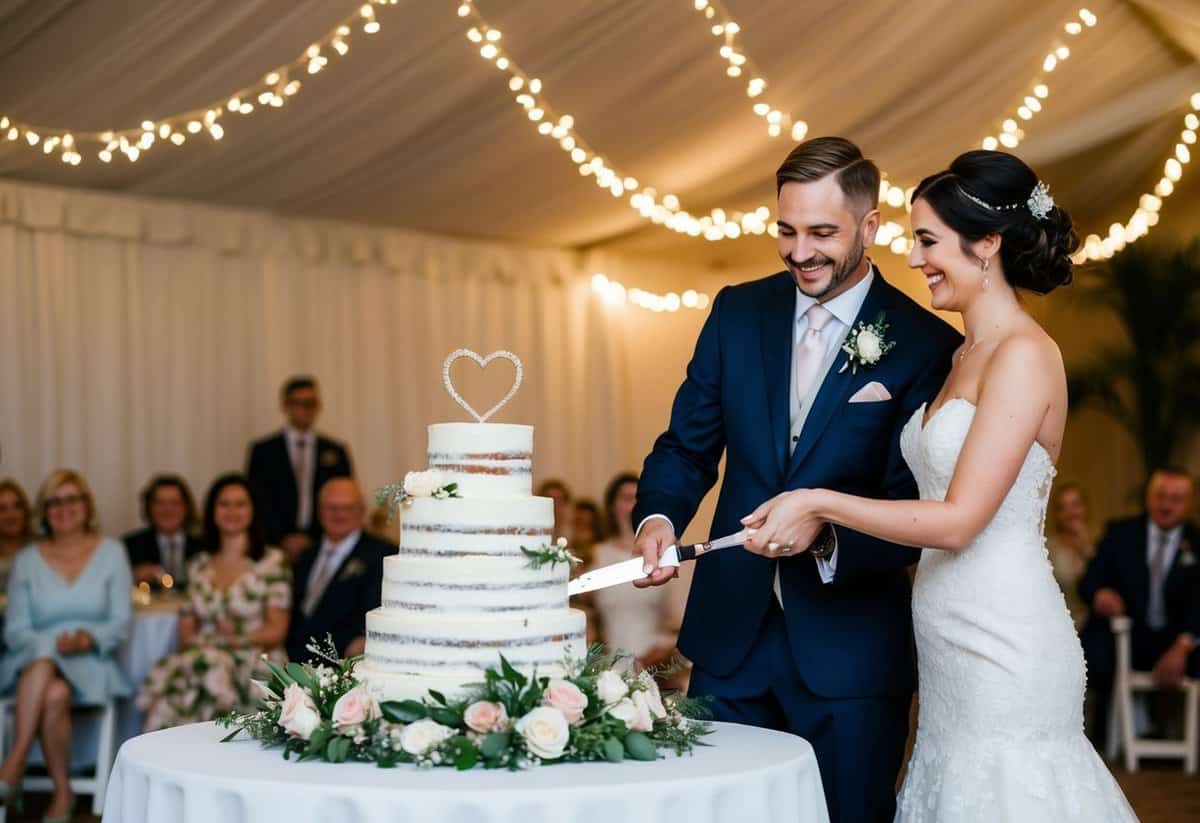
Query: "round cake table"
101 721 829 823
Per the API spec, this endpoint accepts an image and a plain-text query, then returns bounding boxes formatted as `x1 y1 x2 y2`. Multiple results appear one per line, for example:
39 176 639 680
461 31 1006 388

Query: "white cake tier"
427 423 534 497
363 608 586 688
398 497 553 560
358 661 574 704
381 555 568 614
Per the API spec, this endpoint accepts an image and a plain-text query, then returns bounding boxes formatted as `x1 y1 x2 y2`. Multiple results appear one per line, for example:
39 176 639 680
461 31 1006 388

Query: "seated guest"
588 473 677 669
287 478 395 663
0 479 34 593
247 376 353 561
0 470 131 820
122 474 203 588
536 478 572 544
1080 467 1200 745
1046 482 1095 628
571 498 603 568
138 474 291 731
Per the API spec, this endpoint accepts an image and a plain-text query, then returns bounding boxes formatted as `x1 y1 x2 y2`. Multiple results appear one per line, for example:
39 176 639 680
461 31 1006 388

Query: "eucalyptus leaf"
381 700 428 723
480 732 511 759
623 732 657 761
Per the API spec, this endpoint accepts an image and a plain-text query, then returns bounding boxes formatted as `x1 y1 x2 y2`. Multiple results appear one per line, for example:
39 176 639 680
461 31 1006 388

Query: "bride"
741 150 1138 821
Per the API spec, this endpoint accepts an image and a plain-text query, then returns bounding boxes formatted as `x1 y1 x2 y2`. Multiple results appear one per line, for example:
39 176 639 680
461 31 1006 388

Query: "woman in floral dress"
139 474 291 731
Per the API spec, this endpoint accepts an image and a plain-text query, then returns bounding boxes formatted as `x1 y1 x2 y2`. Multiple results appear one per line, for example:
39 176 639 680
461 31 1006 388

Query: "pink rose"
542 679 588 726
464 700 510 734
278 683 321 741
331 686 380 734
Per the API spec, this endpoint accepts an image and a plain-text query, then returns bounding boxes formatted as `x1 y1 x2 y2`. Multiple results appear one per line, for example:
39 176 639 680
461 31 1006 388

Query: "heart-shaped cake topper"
442 349 524 423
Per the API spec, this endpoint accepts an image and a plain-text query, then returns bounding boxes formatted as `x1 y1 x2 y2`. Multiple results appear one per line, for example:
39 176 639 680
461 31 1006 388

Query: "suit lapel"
761 274 798 479
787 273 892 479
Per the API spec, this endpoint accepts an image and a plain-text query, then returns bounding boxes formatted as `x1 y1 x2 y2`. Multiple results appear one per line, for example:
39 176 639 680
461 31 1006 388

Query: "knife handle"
675 543 699 563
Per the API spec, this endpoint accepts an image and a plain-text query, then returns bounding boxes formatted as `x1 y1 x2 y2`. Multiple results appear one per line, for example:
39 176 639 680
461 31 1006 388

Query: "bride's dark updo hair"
911 150 1078 294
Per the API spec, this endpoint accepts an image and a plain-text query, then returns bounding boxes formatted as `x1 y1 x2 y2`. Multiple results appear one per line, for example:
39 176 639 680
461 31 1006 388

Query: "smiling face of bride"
907 198 1001 313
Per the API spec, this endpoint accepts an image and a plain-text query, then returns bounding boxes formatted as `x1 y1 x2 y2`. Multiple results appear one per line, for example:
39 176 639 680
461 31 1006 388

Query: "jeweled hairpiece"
958 181 1054 221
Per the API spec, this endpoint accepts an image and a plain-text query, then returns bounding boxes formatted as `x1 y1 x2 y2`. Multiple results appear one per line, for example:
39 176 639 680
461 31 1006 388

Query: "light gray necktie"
294 436 312 530
1148 527 1169 630
303 544 338 617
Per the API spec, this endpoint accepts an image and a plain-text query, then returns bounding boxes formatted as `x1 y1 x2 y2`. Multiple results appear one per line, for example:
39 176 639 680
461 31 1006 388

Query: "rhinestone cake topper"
442 349 524 423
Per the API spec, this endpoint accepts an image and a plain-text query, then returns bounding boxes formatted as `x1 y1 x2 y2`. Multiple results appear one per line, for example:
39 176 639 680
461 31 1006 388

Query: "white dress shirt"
639 267 878 597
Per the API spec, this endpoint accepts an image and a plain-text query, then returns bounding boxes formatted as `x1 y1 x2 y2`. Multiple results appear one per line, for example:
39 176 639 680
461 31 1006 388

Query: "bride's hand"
740 490 825 557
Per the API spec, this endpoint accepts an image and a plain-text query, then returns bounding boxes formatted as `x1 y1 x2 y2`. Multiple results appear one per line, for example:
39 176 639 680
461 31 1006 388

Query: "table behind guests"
247 375 353 562
137 474 291 732
122 474 203 588
287 478 395 663
0 469 132 821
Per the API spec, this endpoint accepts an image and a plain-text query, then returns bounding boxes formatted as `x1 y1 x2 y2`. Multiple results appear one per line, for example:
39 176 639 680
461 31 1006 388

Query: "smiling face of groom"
775 137 881 301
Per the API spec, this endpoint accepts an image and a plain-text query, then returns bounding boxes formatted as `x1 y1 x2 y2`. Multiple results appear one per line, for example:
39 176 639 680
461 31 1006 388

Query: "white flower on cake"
400 719 455 756
516 706 570 759
542 679 588 725
278 683 321 741
331 686 380 734
608 693 653 732
464 701 510 734
404 470 446 498
596 670 629 706
636 672 668 720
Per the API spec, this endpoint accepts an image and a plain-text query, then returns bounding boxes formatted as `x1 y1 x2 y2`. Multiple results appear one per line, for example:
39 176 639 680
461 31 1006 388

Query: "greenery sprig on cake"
521 537 582 571
375 470 461 514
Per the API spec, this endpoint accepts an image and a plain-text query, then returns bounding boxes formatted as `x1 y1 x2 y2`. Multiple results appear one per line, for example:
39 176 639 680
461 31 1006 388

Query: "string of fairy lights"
0 1 1190 296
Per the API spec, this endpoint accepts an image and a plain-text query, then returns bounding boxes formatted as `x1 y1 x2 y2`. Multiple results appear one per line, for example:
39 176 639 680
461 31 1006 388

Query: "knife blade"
566 530 747 596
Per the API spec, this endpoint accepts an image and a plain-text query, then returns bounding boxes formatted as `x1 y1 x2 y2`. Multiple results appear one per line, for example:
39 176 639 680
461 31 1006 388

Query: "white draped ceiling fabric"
0 0 1198 535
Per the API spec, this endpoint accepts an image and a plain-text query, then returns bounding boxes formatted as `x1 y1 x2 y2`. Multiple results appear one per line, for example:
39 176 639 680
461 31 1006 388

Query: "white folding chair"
1109 616 1199 773
0 697 118 815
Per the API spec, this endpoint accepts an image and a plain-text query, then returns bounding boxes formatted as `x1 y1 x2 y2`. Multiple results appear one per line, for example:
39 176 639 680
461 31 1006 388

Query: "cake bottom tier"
361 607 587 702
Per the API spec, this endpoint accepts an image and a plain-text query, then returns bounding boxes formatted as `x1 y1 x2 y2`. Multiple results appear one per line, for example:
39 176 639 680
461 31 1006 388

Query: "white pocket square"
849 382 892 403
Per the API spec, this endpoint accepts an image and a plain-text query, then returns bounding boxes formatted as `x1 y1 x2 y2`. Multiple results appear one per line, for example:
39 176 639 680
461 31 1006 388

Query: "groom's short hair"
776 137 880 218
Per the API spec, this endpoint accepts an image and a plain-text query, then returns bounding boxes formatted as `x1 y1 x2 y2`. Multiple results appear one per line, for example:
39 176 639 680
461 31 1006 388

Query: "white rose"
399 718 455 756
636 672 668 720
403 470 445 498
856 329 883 364
516 706 570 760
331 686 380 733
596 670 629 706
607 694 653 732
278 683 321 741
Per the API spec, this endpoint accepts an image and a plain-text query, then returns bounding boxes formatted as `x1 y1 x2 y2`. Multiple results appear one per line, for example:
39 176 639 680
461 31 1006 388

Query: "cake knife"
566 530 748 596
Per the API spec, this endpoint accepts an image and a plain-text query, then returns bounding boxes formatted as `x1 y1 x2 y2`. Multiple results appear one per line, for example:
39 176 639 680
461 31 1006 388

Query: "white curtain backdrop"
0 179 656 535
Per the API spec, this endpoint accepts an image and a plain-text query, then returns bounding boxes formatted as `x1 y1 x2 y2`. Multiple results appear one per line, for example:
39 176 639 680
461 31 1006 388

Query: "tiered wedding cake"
360 356 587 703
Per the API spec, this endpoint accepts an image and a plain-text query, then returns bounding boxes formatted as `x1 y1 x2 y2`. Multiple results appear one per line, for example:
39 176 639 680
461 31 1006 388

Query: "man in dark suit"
287 477 395 663
122 474 204 587
1080 467 1200 743
635 137 960 823
247 376 353 560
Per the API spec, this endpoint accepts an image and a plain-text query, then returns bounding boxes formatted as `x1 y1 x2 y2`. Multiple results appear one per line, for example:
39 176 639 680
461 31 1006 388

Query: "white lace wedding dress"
895 398 1137 822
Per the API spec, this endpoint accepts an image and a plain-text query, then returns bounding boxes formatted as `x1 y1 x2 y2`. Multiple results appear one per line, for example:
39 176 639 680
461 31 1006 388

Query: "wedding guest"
0 479 34 593
536 479 572 543
1080 467 1200 744
138 474 291 731
247 376 353 561
571 498 603 567
0 470 131 821
589 473 677 669
287 478 395 663
122 474 203 588
1046 482 1095 628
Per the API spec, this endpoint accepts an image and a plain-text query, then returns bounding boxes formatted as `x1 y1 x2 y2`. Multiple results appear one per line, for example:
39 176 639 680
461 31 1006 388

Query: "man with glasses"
247 376 354 560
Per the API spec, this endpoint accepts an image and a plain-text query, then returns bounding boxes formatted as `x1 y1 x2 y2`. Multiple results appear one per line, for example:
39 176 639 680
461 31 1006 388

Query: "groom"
635 137 960 823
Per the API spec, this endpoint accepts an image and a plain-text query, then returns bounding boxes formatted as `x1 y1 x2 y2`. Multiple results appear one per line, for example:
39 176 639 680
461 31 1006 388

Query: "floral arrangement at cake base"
219 638 711 770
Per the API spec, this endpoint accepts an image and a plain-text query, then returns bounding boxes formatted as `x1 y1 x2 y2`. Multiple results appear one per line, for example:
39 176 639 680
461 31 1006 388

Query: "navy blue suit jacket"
634 270 960 699
246 432 353 546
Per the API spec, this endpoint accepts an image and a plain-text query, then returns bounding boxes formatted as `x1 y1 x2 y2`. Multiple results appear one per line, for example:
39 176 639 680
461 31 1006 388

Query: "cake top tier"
426 423 534 498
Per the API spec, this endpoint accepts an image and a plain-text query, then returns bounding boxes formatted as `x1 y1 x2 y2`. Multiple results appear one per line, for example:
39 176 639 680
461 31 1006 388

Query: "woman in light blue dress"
0 470 132 822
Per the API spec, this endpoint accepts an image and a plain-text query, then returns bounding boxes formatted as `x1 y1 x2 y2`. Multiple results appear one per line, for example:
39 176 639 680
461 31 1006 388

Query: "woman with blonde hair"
0 469 132 821
0 479 34 592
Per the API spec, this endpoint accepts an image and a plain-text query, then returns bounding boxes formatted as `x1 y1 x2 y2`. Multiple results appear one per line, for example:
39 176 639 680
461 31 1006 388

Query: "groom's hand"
634 518 679 588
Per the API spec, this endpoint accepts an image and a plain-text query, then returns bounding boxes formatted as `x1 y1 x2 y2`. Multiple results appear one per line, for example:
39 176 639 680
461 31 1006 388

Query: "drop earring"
981 256 991 290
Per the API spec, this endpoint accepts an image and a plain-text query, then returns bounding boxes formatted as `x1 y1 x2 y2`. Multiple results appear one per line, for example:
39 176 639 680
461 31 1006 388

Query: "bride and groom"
633 137 1137 822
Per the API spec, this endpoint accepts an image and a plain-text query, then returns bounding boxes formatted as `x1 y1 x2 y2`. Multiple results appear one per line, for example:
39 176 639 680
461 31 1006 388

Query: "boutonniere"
1180 540 1196 567
336 557 367 581
839 312 895 374
320 448 341 468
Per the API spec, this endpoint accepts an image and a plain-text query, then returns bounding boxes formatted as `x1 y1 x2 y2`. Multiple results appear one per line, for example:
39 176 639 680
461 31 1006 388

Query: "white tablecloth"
116 600 180 741
102 720 829 823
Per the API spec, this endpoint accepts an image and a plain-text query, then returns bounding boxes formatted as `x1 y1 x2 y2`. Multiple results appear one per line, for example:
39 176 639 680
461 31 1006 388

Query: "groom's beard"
787 228 866 301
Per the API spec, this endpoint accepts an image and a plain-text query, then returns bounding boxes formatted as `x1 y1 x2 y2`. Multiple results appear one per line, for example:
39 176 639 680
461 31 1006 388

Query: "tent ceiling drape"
0 0 1196 258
